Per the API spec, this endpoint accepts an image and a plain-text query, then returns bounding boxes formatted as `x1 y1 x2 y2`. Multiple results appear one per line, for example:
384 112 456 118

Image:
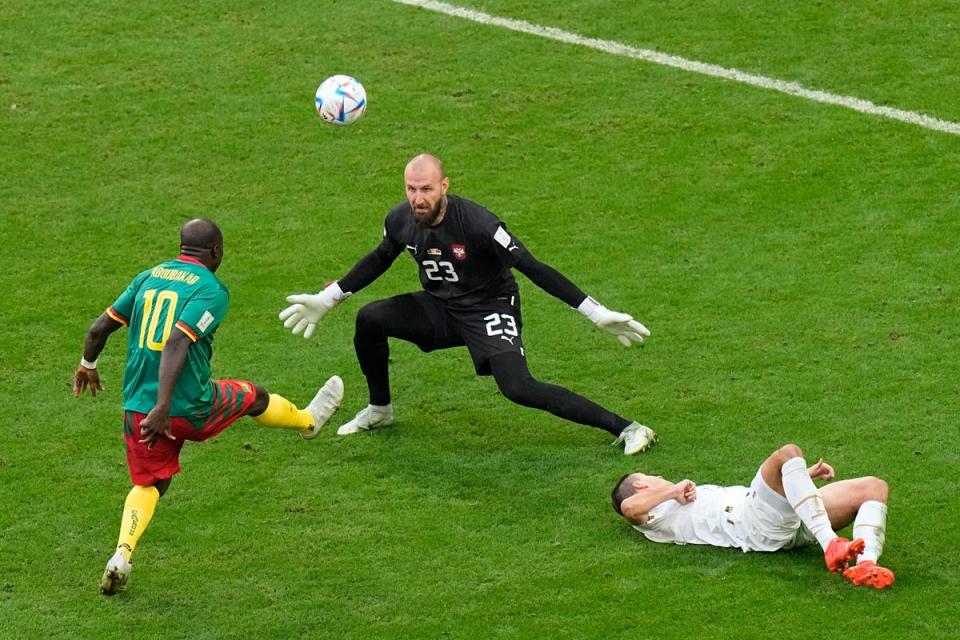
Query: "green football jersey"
108 256 229 417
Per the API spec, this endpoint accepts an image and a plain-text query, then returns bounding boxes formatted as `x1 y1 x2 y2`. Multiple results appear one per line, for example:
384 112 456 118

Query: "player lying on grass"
74 218 344 595
610 443 894 589
280 153 656 455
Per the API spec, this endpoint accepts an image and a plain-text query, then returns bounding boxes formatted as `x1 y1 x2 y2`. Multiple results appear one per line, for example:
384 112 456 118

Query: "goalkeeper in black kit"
280 154 657 455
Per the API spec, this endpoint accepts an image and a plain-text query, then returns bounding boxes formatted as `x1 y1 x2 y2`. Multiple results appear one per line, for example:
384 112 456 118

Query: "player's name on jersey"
151 266 200 285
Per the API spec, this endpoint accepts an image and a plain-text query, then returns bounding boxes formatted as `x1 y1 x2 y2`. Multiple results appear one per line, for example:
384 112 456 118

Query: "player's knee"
496 377 536 407
864 476 889 502
355 301 389 337
247 385 270 416
776 443 803 462
154 478 172 498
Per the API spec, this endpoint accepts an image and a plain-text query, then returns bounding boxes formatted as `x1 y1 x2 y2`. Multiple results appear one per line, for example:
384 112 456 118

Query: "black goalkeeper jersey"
377 195 528 309
338 194 587 310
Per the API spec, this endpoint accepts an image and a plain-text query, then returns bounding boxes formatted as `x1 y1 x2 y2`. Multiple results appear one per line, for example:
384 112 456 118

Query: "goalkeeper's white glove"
279 282 348 339
578 296 650 347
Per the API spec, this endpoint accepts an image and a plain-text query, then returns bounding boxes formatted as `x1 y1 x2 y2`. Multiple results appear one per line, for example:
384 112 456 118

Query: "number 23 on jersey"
422 259 460 282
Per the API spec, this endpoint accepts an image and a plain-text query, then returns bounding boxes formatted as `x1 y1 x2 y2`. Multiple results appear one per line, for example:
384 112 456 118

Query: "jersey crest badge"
451 244 467 261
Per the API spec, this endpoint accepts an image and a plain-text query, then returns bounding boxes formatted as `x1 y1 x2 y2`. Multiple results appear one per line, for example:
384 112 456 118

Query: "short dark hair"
610 473 638 515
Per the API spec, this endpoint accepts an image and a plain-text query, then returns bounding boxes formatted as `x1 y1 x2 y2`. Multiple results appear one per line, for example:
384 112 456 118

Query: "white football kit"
634 470 816 553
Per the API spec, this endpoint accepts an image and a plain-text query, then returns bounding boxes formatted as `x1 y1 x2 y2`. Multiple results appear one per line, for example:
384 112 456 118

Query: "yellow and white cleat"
301 375 344 440
99 549 131 596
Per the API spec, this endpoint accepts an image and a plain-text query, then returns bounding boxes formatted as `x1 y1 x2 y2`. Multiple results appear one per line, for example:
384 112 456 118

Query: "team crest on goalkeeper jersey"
451 244 467 260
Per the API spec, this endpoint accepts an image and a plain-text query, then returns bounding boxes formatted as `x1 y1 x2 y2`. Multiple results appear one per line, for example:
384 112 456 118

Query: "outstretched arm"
280 244 400 339
513 252 587 307
514 252 650 347
73 313 124 398
338 244 398 294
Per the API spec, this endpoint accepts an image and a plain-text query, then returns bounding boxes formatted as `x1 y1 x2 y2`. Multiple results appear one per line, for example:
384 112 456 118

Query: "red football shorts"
123 379 257 485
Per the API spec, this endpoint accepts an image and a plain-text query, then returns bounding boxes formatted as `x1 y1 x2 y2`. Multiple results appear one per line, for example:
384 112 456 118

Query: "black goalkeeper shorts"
403 290 526 376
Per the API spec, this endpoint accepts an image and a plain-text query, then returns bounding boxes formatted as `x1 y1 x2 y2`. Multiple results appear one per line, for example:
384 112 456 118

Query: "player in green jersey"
74 218 344 595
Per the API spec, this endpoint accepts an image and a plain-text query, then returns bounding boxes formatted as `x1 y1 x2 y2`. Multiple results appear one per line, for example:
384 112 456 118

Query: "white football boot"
300 375 345 440
614 422 658 455
99 549 132 596
336 404 394 435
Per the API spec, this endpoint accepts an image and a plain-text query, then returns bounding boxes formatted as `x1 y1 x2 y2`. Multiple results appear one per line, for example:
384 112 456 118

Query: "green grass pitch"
2 1 959 638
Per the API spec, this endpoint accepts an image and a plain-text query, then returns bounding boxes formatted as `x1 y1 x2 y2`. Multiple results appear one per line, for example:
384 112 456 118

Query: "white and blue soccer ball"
315 75 367 125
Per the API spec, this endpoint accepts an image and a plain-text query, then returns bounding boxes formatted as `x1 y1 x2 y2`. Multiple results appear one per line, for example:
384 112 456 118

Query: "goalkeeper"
280 154 656 455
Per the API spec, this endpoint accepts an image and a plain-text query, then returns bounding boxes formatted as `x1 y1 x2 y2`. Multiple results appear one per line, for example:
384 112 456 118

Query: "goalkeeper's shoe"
300 375 344 440
99 549 131 596
337 405 394 435
824 537 865 573
843 561 895 589
613 422 658 456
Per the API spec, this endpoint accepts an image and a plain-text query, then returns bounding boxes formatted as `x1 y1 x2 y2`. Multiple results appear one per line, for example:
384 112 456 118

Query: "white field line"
393 0 960 136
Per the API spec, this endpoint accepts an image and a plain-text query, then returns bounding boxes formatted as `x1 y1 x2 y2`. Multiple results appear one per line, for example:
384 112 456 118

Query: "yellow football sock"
252 393 313 430
116 485 159 562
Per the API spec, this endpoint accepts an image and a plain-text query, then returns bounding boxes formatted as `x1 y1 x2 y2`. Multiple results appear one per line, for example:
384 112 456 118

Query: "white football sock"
852 500 887 564
781 457 836 550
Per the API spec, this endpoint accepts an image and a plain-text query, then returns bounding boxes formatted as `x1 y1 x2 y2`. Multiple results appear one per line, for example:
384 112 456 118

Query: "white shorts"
732 470 816 552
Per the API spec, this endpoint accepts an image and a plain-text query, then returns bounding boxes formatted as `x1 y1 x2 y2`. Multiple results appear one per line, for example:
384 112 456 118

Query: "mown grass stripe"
394 0 960 136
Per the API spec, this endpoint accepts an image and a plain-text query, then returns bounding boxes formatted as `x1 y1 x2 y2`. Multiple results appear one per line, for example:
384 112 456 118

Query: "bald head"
404 154 450 227
180 218 222 248
180 218 224 272
405 154 445 181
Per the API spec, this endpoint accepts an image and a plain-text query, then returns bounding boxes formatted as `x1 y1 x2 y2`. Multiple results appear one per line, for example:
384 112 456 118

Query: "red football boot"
843 561 895 589
824 537 865 573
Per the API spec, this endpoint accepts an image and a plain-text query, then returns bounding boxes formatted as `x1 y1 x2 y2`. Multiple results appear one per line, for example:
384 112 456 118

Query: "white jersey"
633 484 747 549
632 474 816 553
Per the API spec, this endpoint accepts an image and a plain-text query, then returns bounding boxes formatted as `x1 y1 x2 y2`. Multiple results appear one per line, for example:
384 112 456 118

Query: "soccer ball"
315 75 367 125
